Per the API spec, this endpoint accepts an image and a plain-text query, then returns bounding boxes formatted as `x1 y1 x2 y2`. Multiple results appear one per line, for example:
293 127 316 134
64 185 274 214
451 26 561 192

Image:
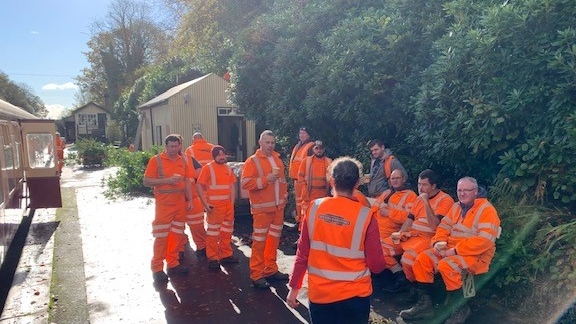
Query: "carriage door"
20 119 62 208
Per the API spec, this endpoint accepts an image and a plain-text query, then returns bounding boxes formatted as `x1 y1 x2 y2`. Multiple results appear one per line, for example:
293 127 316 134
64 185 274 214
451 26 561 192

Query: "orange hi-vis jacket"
241 149 288 214
353 189 372 208
376 189 417 238
145 153 193 205
55 136 65 159
306 196 374 304
185 138 214 165
297 155 332 201
288 140 314 179
409 191 454 237
197 161 236 207
433 198 501 275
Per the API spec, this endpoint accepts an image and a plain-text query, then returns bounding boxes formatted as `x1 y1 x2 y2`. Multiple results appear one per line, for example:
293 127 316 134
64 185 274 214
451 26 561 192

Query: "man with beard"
297 140 332 223
196 145 238 270
366 139 407 198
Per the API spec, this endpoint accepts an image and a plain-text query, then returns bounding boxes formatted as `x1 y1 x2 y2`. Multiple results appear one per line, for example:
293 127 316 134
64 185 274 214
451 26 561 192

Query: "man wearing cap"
185 132 215 166
366 139 407 198
196 145 238 270
289 127 315 225
297 140 332 223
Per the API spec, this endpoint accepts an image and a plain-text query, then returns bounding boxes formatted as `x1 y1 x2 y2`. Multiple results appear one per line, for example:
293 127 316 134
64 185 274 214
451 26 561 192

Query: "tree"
410 0 576 205
0 71 46 116
76 0 168 114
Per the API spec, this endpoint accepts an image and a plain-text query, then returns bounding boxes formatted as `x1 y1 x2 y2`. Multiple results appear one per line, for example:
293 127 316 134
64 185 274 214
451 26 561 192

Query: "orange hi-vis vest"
185 139 214 165
298 155 332 200
371 154 396 182
289 140 314 179
241 149 288 214
376 189 417 237
201 162 235 207
306 196 374 304
410 191 454 237
152 153 189 204
434 198 501 275
353 189 372 208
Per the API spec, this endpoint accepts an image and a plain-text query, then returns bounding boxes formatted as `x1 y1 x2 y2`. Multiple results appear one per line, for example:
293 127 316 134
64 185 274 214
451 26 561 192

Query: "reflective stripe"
251 199 286 209
153 232 169 238
308 265 370 281
310 241 365 259
423 249 441 271
208 195 231 200
252 235 266 242
253 227 268 234
381 241 397 256
308 200 370 260
153 224 171 231
479 231 497 242
412 223 435 233
445 257 466 272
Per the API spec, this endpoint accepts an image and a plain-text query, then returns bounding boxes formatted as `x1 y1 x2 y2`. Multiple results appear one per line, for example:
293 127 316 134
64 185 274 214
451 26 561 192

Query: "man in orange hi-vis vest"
297 140 332 225
196 145 238 270
241 130 289 289
180 152 207 259
185 132 215 166
286 156 386 323
383 169 454 293
55 132 65 173
144 134 194 283
399 177 501 324
288 127 314 225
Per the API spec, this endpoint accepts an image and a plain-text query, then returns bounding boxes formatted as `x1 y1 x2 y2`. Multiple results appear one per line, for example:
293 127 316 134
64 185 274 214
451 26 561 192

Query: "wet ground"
0 165 524 324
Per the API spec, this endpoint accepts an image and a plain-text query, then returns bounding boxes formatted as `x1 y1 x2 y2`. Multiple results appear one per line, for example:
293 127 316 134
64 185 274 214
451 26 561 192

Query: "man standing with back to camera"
287 156 386 323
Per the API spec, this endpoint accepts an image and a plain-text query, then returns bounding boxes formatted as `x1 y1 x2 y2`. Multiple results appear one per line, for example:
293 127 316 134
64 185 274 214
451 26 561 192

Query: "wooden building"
137 73 256 162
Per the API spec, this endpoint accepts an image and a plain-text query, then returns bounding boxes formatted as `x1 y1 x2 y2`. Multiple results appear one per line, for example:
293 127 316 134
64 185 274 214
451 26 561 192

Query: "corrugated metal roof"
138 73 213 109
0 98 39 120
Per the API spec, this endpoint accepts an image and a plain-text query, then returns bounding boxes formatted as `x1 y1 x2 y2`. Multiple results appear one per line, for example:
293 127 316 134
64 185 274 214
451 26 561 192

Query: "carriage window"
26 133 56 168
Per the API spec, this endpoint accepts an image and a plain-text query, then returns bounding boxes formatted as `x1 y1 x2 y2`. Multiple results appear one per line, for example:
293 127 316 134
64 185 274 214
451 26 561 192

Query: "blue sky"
0 0 113 118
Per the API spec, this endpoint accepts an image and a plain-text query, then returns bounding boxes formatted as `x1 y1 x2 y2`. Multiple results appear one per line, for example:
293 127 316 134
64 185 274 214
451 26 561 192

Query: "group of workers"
143 128 502 324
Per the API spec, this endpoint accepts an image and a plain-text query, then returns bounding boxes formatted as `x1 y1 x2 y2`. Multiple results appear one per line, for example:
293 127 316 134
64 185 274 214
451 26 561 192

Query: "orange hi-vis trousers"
182 196 206 252
293 180 303 222
380 235 404 272
250 209 284 281
205 202 234 261
399 235 434 282
152 203 185 272
413 247 480 291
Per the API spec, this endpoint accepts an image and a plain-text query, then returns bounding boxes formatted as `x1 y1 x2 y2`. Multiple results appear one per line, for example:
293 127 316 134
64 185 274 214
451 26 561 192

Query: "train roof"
0 99 39 120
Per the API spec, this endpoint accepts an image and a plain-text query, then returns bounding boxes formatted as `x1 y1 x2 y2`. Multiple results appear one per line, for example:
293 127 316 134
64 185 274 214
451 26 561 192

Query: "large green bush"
103 145 162 199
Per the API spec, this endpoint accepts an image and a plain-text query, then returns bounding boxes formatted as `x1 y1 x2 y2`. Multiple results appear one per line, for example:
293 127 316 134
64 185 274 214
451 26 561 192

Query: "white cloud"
42 82 78 91
45 104 67 119
31 31 39 35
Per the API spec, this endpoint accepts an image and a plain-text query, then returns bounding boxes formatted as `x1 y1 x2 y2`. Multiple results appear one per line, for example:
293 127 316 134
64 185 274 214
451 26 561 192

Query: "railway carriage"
0 99 62 267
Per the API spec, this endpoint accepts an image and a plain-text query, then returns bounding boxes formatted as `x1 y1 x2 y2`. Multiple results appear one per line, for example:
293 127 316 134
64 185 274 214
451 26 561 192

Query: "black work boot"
399 283 434 320
444 302 471 324
383 271 410 293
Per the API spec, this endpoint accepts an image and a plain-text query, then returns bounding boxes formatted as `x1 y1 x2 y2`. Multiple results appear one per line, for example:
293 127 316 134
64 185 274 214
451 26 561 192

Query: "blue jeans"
309 296 371 324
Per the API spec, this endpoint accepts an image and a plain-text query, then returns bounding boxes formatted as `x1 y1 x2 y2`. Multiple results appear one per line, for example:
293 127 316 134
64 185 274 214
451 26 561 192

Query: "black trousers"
309 296 370 324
